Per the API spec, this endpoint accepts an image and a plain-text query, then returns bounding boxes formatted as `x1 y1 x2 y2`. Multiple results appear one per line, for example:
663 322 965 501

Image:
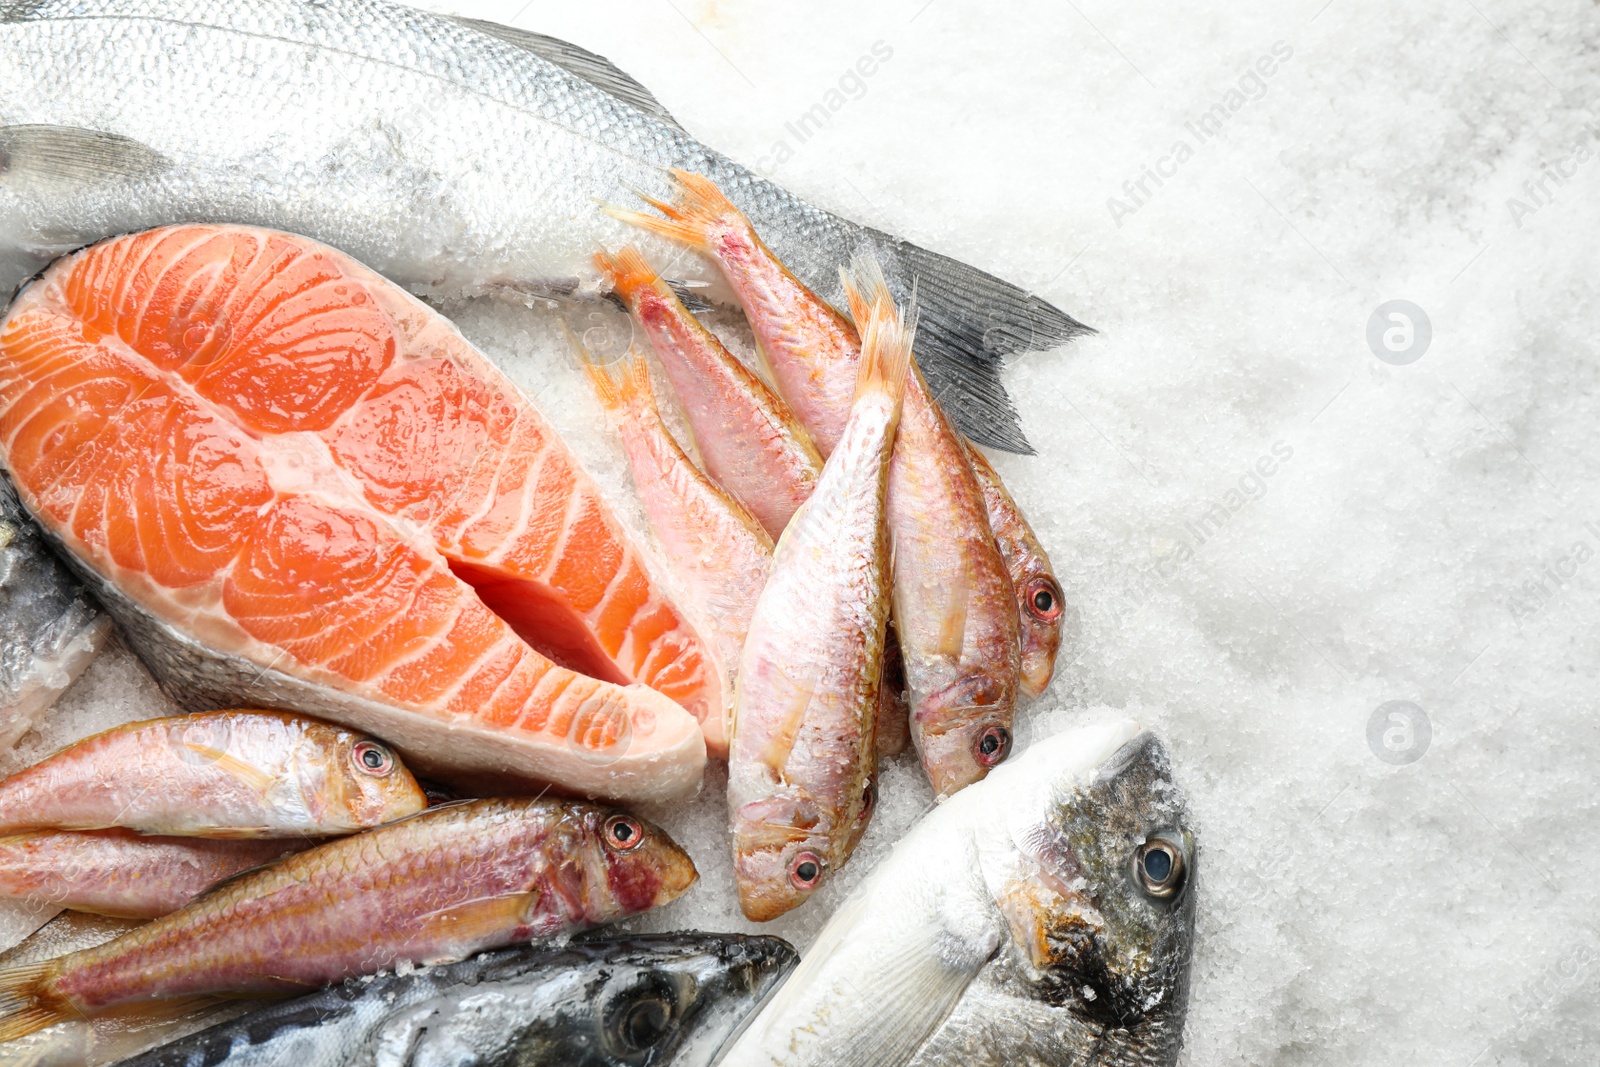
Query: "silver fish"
0 478 107 750
112 934 798 1067
0 0 1088 454
719 721 1198 1067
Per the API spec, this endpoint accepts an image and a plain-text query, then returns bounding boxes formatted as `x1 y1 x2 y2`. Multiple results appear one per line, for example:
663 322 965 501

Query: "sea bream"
719 720 1198 1067
0 225 719 802
0 477 108 750
0 0 1090 455
114 934 797 1067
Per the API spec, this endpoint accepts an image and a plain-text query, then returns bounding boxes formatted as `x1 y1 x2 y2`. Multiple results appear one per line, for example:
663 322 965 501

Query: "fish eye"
974 726 1012 767
604 814 646 853
351 740 395 777
1025 577 1064 622
1133 834 1188 900
858 778 877 819
789 851 823 890
619 995 672 1050
602 974 679 1055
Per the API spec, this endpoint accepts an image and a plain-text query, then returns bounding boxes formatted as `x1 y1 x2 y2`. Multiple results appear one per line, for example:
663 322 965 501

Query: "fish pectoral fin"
414 892 539 955
744 887 996 1067
0 125 171 190
832 938 985 1067
449 17 689 134
178 744 279 797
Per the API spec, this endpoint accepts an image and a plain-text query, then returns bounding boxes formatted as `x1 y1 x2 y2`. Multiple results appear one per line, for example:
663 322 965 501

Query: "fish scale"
0 0 1090 454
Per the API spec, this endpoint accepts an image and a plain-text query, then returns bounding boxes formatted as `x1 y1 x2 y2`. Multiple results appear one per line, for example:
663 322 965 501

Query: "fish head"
1016 569 1067 699
991 726 1197 1054
402 935 798 1066
574 805 699 921
587 934 800 1066
323 730 429 827
916 682 1018 798
730 790 839 921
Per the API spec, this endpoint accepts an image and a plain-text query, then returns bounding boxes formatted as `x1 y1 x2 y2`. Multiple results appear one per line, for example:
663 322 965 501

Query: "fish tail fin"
872 237 1095 455
573 331 654 416
593 245 664 303
603 170 747 250
0 961 67 1043
845 254 915 411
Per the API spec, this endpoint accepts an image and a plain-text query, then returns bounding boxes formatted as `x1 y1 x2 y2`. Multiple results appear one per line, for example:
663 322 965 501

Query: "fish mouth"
701 937 801 1065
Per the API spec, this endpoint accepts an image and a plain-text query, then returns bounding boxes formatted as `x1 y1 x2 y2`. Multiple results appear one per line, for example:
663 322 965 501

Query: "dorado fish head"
320 729 429 828
983 727 1197 1062
574 804 699 920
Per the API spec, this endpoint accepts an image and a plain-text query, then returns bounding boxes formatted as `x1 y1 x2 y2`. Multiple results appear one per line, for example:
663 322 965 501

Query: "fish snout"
915 688 1017 797
591 808 699 915
342 736 428 826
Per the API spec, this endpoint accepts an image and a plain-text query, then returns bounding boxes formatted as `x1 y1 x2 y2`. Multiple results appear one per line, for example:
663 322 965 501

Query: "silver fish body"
113 934 798 1067
0 0 1086 453
720 721 1198 1067
0 478 107 750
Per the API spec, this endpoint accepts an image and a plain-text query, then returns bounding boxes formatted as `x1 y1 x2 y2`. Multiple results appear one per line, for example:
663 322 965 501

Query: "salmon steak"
0 225 718 801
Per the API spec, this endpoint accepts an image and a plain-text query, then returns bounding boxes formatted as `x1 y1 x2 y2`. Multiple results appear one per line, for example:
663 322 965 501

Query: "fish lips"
665 935 800 1065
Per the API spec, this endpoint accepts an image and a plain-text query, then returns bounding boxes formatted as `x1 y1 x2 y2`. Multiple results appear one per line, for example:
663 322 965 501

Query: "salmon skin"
0 225 716 802
614 174 1023 798
0 476 109 749
727 263 910 922
0 711 426 838
0 0 1091 455
0 830 305 919
0 796 697 1042
579 348 773 758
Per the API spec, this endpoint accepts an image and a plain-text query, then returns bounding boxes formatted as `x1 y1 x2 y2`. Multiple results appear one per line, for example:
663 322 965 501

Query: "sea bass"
727 265 908 921
116 935 797 1067
720 720 1198 1067
0 225 716 802
0 830 304 919
0 479 108 750
617 177 1022 798
0 797 696 1042
0 0 1090 455
0 712 425 838
579 347 773 755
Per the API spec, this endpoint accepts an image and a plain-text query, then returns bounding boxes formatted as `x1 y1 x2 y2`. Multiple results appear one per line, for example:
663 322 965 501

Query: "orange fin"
602 170 748 251
413 892 537 960
0 961 66 1043
593 245 665 303
179 743 278 796
564 320 656 416
842 255 915 406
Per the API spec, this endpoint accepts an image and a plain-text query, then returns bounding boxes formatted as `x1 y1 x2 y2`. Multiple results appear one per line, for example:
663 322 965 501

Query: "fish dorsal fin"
0 125 170 189
450 17 688 134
